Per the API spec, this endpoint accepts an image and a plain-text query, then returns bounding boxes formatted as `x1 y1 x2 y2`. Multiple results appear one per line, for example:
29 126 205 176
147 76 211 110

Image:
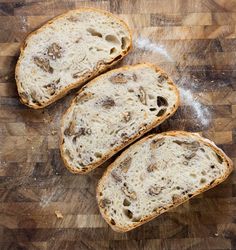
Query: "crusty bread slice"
97 131 233 232
60 63 180 174
15 8 132 109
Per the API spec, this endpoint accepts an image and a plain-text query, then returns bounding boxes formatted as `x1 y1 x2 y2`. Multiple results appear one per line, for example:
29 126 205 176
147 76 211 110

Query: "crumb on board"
55 210 63 219
51 130 57 135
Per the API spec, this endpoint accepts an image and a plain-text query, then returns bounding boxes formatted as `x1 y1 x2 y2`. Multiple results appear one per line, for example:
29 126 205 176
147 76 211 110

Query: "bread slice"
15 8 132 109
97 131 233 232
60 63 179 174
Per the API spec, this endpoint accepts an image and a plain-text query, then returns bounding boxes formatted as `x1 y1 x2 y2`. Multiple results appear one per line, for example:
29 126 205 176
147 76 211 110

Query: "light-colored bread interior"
16 8 131 108
60 63 179 174
97 131 233 232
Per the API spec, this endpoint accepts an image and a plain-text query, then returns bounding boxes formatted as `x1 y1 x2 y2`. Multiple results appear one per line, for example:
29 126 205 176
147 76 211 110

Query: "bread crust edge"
59 63 180 174
15 7 132 109
96 130 233 232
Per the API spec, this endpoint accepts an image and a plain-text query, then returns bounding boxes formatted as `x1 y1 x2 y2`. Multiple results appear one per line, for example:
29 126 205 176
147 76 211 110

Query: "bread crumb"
214 233 219 237
55 210 63 219
4 76 9 80
51 130 57 135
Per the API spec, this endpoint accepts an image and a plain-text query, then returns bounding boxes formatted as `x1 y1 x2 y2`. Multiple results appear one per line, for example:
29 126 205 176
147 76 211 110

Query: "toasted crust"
15 8 132 109
96 131 233 232
60 63 180 174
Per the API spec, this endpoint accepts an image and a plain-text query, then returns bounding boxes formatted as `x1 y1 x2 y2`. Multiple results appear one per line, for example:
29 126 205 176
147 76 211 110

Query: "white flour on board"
135 37 173 62
20 16 28 32
135 37 211 127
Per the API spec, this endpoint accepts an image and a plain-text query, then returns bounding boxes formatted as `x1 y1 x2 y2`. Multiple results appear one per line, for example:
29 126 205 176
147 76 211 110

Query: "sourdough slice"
60 63 180 174
15 8 132 109
97 131 233 232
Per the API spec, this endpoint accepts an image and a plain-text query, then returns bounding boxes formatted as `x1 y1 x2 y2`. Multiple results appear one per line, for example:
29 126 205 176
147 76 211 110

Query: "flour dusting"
135 36 211 128
20 16 28 32
179 87 211 126
40 190 57 208
135 37 173 62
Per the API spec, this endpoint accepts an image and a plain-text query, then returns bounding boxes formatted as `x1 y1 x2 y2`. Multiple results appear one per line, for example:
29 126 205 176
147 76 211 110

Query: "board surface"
0 0 236 249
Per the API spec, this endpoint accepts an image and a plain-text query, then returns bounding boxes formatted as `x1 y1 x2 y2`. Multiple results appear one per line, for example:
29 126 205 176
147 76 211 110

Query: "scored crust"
15 8 132 109
96 131 233 232
60 63 180 174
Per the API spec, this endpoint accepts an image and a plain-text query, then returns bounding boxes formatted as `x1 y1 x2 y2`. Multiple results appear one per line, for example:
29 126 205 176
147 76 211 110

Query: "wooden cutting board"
0 0 236 249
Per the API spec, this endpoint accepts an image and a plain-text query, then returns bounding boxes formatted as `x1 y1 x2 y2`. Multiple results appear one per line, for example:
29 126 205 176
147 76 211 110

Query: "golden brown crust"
15 7 132 109
96 131 233 232
60 63 180 174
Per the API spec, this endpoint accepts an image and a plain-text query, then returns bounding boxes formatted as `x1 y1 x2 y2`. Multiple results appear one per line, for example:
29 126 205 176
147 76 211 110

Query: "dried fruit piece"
216 153 223 164
123 111 131 122
148 186 162 195
147 164 157 172
73 127 92 140
20 91 29 100
67 16 79 22
158 73 168 83
173 140 200 152
64 121 76 136
123 198 131 206
121 184 137 200
132 73 137 81
101 97 115 109
157 96 168 107
47 43 62 60
184 152 196 160
172 194 181 202
34 57 53 73
44 83 56 95
110 73 128 84
119 156 132 173
138 86 147 105
111 170 122 182
99 198 111 208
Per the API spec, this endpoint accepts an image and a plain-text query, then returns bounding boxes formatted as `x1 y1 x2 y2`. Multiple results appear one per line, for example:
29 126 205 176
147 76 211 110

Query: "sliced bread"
15 8 132 109
97 131 233 232
60 63 180 174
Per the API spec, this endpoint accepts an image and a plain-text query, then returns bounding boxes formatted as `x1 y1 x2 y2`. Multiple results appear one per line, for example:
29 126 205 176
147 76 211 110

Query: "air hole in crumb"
87 28 102 38
123 209 133 219
110 219 116 225
176 186 181 190
121 36 129 50
188 194 193 198
99 192 103 196
216 153 223 164
149 108 157 111
110 47 117 55
105 35 120 44
210 165 215 169
200 148 205 152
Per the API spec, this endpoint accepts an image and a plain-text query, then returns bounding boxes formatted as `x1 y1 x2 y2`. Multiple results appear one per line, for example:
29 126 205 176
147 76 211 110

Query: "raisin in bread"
60 63 179 174
97 131 233 232
15 8 132 109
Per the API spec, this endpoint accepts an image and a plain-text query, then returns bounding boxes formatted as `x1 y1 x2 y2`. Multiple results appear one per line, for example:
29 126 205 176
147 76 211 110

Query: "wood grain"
0 0 235 249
